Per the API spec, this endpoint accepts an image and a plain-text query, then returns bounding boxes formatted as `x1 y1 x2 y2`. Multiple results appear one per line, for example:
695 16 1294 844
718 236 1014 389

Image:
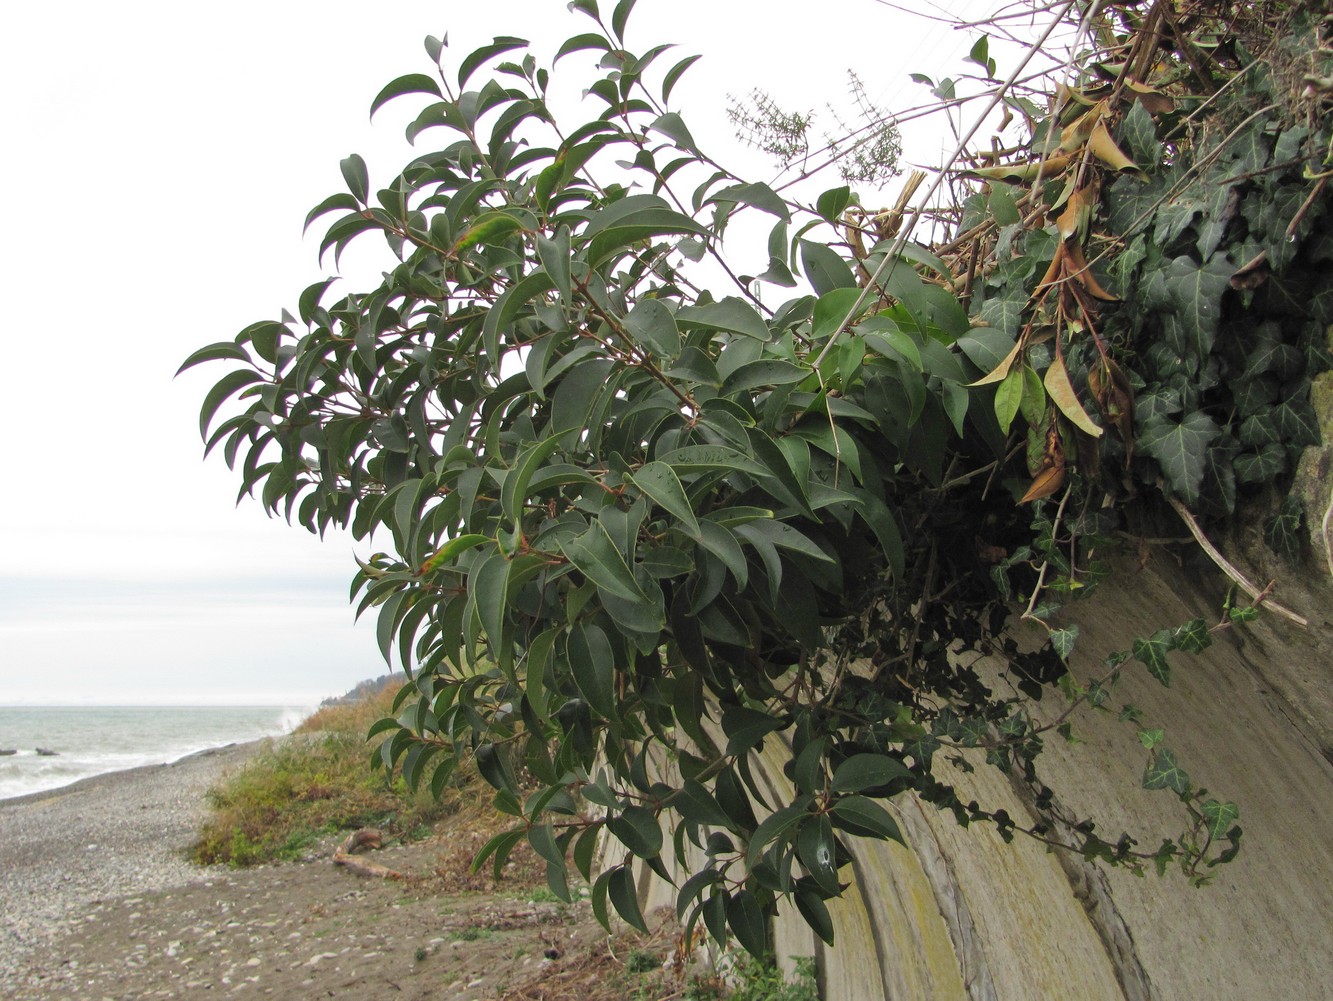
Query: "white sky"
0 0 1014 705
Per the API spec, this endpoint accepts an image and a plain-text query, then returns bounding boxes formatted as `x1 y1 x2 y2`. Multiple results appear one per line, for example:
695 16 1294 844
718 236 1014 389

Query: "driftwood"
332 828 402 880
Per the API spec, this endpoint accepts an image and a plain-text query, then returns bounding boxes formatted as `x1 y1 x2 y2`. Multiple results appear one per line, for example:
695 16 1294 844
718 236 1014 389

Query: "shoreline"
0 738 267 980
0 739 268 810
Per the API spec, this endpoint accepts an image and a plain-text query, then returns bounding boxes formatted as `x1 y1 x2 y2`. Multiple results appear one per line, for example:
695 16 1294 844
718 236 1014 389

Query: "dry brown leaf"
1088 117 1148 179
1064 241 1120 301
1044 354 1103 438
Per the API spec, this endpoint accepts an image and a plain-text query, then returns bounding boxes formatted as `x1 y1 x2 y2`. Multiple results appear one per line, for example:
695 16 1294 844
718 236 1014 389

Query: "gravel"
0 741 262 982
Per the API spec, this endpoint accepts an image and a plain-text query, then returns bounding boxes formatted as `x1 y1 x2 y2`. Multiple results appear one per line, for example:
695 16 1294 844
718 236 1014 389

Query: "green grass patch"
192 688 458 866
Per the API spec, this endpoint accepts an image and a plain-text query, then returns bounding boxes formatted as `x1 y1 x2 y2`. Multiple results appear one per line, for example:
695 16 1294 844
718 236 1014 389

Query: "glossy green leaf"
177 341 251 376
628 461 701 538
712 182 790 222
676 296 772 341
459 36 528 88
501 436 565 527
339 154 369 204
453 210 524 253
726 890 769 958
800 239 858 295
370 73 443 119
198 370 264 438
721 704 783 756
624 298 681 359
815 185 853 223
795 889 835 945
609 865 650 933
720 359 809 397
661 54 701 104
830 796 904 843
558 520 647 603
797 814 840 895
830 753 911 793
608 804 663 859
568 621 617 720
994 363 1024 432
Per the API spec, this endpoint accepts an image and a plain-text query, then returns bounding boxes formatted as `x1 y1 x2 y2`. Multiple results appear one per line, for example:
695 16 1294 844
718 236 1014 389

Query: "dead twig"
1167 496 1308 627
333 828 403 880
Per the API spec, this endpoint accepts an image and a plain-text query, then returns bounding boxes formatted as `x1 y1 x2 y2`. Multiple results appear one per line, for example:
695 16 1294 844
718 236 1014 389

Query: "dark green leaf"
609 865 650 933
720 359 809 397
1170 618 1211 654
459 36 528 88
721 704 784 755
726 891 769 958
1143 747 1191 795
1132 628 1175 686
1201 799 1239 839
177 341 251 375
712 182 790 222
676 296 772 341
830 796 904 843
568 622 617 720
796 814 840 895
651 112 699 152
831 753 910 793
370 73 443 119
661 54 701 104
629 461 701 538
795 889 835 946
339 154 369 204
800 239 857 295
1138 412 1221 506
1050 625 1079 659
624 298 681 359
558 519 647 602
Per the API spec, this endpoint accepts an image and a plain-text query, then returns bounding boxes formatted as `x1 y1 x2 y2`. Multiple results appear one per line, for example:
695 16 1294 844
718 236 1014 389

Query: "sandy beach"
0 741 680 1001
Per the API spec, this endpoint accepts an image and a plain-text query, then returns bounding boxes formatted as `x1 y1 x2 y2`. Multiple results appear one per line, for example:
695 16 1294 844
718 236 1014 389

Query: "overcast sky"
0 0 1013 705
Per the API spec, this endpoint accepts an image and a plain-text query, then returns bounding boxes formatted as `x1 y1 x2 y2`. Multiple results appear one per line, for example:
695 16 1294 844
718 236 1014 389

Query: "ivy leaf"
1234 444 1286 484
1170 618 1212 654
1264 496 1303 559
1132 628 1175 686
1273 398 1320 448
1201 799 1240 839
1164 255 1233 361
1050 625 1079 659
1143 748 1191 796
1119 99 1159 169
1138 412 1221 506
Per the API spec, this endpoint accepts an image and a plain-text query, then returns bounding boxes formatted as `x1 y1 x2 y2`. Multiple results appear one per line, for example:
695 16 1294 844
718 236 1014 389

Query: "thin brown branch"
1167 496 1308 627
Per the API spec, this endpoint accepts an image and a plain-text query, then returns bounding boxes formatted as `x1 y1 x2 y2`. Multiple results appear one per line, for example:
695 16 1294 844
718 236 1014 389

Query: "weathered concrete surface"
637 547 1333 1000
1014 551 1333 1001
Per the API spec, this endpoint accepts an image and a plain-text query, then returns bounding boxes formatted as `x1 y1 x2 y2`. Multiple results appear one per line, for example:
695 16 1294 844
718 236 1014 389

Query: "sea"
0 705 311 802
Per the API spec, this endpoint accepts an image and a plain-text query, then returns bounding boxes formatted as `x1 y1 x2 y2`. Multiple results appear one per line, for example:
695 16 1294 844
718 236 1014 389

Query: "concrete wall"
633 548 1333 1000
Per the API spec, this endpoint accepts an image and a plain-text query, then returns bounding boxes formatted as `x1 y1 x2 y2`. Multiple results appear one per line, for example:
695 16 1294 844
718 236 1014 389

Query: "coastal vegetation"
187 0 1331 962
192 689 456 866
